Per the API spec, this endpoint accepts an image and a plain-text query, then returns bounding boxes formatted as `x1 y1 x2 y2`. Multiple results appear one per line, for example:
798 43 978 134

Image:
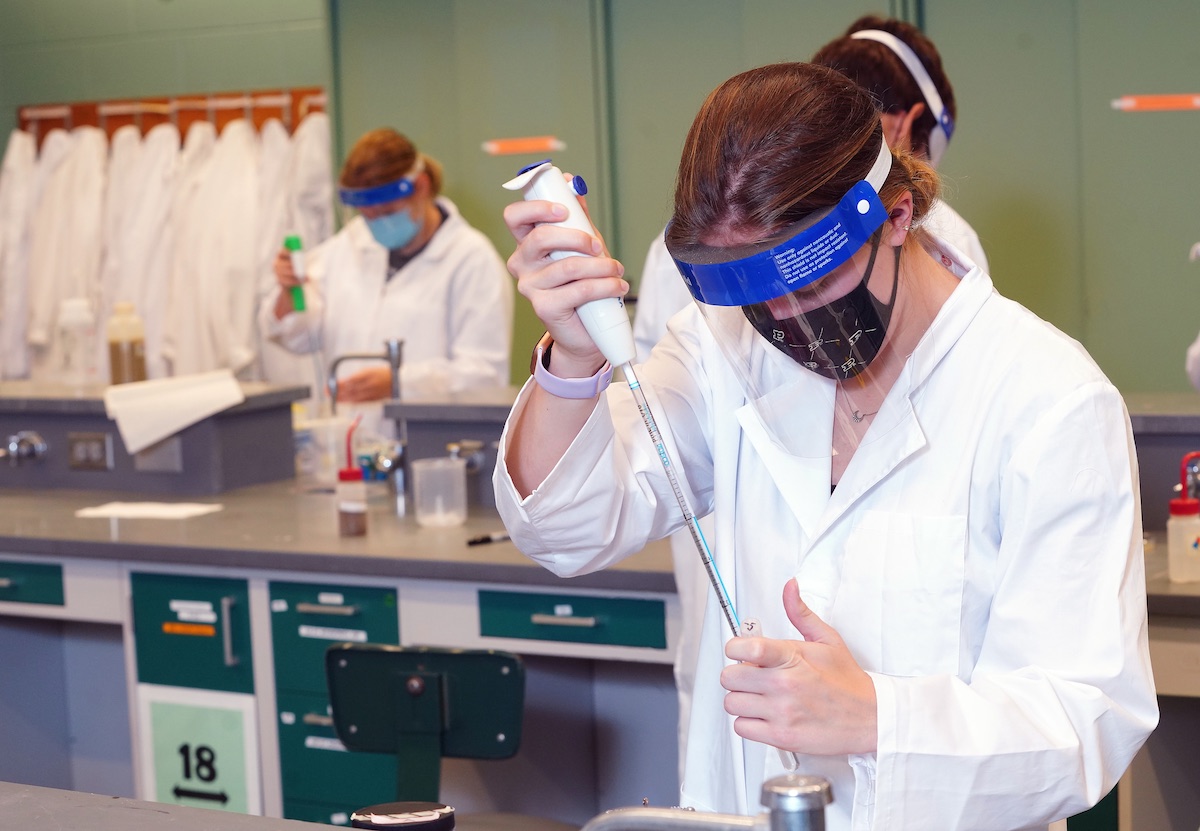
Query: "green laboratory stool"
326 643 578 831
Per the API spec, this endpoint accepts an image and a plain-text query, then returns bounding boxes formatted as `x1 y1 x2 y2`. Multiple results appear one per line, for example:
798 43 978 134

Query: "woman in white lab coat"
494 62 1156 830
261 128 512 437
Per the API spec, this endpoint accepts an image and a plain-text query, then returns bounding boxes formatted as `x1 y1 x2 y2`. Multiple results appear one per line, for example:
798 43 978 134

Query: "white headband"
851 29 954 167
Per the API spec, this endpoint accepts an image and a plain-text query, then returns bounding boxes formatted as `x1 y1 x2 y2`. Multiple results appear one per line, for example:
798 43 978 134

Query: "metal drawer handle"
302 713 334 727
530 613 598 628
220 595 240 667
295 602 359 617
0 578 13 589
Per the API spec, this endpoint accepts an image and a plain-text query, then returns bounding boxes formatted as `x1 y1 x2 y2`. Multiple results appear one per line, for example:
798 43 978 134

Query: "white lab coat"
0 129 36 379
495 246 1156 830
259 197 512 440
121 123 180 379
97 124 144 379
27 126 107 383
631 203 992 782
164 119 259 376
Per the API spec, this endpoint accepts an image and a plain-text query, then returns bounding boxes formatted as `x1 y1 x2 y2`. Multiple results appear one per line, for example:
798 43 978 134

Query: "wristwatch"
530 332 613 399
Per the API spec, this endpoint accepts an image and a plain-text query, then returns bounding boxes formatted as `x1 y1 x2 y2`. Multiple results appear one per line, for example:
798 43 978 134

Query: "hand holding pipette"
724 582 878 760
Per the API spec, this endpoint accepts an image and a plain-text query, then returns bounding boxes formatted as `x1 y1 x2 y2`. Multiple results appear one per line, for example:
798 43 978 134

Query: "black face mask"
743 235 899 380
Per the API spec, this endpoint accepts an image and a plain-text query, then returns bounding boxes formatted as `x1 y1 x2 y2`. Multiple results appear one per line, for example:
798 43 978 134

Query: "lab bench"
0 481 680 827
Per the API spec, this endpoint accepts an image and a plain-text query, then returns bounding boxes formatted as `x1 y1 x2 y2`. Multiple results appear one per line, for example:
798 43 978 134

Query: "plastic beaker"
411 457 468 528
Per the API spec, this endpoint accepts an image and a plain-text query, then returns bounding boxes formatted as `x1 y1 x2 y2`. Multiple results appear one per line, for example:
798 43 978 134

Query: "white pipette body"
502 160 637 368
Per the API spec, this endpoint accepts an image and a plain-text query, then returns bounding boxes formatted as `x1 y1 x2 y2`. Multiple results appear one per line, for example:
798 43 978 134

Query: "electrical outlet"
67 432 114 471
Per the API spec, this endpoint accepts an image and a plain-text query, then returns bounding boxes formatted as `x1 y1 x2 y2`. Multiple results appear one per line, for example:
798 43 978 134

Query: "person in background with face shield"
495 62 1155 830
261 128 513 437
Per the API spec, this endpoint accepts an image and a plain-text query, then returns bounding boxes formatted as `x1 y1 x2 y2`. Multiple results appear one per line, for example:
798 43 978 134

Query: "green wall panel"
1075 0 1200 392
607 0 882 297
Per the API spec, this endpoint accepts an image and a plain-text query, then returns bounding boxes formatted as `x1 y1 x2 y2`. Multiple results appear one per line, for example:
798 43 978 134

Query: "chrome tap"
1 431 48 467
326 339 403 416
580 776 832 831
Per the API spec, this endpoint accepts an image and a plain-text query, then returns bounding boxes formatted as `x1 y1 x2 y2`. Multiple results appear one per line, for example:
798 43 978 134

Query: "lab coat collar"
735 256 992 542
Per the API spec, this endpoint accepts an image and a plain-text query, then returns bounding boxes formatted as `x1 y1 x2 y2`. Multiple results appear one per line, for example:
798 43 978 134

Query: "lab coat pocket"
838 510 965 677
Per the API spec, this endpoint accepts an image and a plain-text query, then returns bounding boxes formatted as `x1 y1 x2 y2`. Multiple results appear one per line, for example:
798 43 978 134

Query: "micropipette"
502 160 740 637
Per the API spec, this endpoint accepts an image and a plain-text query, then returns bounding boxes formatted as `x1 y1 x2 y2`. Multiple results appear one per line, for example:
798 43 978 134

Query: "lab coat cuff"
495 375 615 510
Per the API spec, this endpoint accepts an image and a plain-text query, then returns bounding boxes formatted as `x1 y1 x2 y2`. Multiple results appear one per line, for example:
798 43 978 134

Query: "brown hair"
666 62 939 252
811 15 956 160
339 128 444 195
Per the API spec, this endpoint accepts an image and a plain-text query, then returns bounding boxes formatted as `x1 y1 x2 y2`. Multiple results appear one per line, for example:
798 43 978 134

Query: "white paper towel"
75 502 224 519
103 370 246 454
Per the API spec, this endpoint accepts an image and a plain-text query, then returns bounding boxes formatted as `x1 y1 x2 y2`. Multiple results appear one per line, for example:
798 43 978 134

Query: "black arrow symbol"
173 786 228 804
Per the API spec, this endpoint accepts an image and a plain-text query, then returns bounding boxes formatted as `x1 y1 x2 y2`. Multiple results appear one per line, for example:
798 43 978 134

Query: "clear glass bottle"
1168 496 1200 582
337 467 368 537
57 297 97 393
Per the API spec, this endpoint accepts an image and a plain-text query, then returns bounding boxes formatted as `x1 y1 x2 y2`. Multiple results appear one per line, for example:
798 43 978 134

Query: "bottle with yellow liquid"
106 300 147 384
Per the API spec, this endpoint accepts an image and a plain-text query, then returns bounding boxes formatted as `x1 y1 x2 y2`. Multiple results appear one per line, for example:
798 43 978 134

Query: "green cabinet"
131 572 253 694
478 589 666 649
270 581 399 823
0 560 64 606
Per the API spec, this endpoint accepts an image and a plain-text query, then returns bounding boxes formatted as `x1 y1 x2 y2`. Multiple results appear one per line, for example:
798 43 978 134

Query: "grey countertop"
0 479 676 593
0 379 309 415
0 780 325 830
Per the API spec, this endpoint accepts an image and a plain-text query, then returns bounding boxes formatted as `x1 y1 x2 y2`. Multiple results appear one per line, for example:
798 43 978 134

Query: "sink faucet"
327 339 403 416
1 431 48 467
579 775 832 831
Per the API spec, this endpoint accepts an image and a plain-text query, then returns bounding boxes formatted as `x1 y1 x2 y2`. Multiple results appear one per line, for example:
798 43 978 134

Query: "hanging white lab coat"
259 199 512 440
97 124 144 380
119 122 180 380
0 129 36 379
495 248 1156 830
164 119 259 376
286 111 334 251
27 126 107 382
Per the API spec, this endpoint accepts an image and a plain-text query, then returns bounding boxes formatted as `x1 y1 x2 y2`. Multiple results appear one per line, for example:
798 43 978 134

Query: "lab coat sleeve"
494 325 716 576
866 381 1157 829
257 249 327 355
402 234 512 391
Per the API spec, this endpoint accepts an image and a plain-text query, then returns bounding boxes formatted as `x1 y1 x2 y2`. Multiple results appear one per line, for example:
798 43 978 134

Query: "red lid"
338 467 364 482
1170 497 1200 516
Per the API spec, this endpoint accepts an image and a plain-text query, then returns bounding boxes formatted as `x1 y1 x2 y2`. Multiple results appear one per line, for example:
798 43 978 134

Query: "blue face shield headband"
338 157 425 208
667 138 893 308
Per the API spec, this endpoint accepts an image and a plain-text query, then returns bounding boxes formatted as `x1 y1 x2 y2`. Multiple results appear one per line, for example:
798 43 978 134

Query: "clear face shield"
666 139 898 455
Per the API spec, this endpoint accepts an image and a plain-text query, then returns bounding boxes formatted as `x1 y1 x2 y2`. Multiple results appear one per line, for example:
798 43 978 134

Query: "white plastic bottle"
57 297 97 393
106 300 147 385
1168 496 1200 582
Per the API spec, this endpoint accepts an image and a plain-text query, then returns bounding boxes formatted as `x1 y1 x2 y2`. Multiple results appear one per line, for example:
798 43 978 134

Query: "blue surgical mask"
366 209 420 250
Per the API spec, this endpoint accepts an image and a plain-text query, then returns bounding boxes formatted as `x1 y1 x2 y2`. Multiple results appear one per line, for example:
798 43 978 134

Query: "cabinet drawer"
0 560 63 606
270 581 399 695
131 572 253 693
276 690 395 812
478 590 666 649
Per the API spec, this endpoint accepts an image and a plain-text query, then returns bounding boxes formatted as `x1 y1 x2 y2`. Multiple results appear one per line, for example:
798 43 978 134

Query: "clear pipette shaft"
621 361 740 638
